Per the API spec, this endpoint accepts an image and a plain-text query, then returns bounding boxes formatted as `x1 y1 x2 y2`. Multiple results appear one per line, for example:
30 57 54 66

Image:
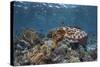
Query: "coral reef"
27 44 51 64
13 27 97 66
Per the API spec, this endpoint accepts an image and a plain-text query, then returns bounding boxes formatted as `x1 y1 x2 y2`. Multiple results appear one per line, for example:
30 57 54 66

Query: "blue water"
13 1 97 37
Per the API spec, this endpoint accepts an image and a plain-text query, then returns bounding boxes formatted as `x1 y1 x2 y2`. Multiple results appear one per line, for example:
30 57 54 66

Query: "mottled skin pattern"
51 27 88 50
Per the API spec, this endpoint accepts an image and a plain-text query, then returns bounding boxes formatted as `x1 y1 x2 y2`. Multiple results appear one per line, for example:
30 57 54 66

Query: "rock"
81 55 93 61
90 48 97 60
62 60 68 63
65 50 80 62
50 42 69 63
78 48 94 62
44 39 54 49
53 46 66 56
68 56 80 62
52 55 65 63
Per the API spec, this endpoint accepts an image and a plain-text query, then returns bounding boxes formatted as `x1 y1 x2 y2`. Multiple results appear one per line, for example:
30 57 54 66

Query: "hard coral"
27 44 51 65
21 29 40 48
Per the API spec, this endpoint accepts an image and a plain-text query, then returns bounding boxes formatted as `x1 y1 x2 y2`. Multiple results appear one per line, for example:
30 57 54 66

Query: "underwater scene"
11 1 97 66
